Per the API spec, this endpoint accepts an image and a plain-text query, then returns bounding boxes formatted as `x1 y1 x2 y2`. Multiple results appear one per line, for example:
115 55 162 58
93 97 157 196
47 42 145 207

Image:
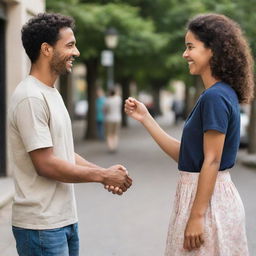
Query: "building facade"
0 0 45 176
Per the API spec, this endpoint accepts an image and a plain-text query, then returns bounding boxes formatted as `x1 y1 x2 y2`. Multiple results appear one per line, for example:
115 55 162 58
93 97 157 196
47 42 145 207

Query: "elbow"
204 157 221 169
33 158 56 178
35 166 48 177
34 164 51 178
29 148 57 178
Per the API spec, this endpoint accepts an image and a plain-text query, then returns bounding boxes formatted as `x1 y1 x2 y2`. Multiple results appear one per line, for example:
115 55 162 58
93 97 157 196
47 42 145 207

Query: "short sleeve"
200 92 230 134
14 97 53 152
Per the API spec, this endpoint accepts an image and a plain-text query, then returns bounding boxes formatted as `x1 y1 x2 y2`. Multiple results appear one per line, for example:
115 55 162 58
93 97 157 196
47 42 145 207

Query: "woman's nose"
182 49 188 59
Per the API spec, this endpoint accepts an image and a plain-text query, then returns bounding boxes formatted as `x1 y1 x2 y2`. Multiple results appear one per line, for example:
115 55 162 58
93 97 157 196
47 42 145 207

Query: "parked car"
240 109 249 148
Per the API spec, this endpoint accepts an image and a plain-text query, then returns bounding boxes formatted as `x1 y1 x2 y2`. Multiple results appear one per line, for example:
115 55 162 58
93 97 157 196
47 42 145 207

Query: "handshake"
102 164 132 196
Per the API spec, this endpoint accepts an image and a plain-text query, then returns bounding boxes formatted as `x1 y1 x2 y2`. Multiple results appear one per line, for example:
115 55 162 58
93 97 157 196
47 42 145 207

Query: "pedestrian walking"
123 13 254 255
96 87 106 140
8 13 132 256
171 98 185 125
104 88 122 153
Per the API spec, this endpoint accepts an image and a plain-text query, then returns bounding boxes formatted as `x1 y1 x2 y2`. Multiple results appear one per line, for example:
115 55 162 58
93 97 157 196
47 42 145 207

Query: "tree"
47 0 164 138
47 0 256 150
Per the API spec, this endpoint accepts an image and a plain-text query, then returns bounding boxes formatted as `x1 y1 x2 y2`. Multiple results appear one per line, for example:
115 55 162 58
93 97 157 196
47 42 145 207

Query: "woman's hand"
183 215 205 251
124 97 150 122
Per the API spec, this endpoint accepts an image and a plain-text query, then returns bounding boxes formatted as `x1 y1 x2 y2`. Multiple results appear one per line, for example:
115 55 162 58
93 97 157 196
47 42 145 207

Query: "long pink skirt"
165 171 249 256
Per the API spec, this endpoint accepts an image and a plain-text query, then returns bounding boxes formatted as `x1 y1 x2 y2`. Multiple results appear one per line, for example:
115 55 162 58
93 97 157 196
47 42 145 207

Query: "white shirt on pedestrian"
105 95 122 123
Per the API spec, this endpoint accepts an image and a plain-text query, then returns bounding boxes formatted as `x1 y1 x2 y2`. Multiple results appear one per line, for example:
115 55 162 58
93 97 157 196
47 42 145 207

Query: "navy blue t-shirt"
178 82 240 172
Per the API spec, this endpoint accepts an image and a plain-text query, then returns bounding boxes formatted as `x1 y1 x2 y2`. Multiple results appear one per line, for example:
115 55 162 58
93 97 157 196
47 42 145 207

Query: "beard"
50 50 72 75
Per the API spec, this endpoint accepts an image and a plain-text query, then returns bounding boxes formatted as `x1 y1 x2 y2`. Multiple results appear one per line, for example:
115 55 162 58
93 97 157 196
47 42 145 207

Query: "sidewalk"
1 116 256 255
237 150 256 168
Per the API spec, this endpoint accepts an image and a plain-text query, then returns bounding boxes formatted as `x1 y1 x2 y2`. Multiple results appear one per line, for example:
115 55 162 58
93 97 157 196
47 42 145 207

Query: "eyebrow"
185 42 193 46
66 40 76 45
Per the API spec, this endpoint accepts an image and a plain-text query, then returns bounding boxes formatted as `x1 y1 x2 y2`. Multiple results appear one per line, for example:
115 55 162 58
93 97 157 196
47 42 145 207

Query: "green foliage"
46 0 256 89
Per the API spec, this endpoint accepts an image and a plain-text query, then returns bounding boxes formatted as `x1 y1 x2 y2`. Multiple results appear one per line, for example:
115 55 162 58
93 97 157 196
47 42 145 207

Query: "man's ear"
41 42 53 57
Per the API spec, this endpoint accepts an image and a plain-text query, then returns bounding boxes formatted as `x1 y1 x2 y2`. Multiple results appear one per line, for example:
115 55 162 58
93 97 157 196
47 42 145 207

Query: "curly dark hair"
187 13 254 103
21 13 75 63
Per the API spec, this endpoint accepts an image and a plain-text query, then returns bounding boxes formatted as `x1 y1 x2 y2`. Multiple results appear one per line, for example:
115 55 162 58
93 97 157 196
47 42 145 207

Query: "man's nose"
74 46 80 57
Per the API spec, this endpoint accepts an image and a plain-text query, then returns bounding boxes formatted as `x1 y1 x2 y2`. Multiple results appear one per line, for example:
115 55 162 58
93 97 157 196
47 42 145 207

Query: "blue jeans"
96 121 105 140
12 223 79 256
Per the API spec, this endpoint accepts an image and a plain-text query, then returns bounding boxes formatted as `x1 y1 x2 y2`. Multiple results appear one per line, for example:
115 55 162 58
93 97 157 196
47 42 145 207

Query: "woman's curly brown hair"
187 13 254 103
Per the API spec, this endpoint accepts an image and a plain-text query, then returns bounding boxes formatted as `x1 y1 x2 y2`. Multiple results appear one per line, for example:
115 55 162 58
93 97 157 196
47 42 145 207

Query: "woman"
124 14 254 255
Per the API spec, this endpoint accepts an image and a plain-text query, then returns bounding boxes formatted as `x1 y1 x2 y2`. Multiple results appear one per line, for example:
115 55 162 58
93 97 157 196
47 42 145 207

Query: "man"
8 13 132 256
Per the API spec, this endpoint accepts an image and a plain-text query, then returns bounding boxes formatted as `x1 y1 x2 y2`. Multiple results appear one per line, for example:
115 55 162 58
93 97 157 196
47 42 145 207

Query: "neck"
201 68 220 89
30 61 58 87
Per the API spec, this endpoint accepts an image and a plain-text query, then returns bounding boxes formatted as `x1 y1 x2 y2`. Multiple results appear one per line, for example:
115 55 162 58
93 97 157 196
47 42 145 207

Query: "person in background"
171 98 185 125
124 13 253 255
104 88 122 153
96 87 106 140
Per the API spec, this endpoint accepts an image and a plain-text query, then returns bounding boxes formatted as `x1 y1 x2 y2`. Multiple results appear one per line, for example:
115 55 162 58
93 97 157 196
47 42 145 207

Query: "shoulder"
201 82 237 105
12 76 45 103
9 77 48 117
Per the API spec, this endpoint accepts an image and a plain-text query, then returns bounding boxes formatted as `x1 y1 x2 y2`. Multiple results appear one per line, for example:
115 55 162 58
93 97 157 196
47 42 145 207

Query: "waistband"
179 170 231 184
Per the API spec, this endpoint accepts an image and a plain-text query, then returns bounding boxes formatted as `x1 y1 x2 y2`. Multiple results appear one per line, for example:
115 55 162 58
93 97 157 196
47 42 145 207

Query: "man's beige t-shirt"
8 75 78 229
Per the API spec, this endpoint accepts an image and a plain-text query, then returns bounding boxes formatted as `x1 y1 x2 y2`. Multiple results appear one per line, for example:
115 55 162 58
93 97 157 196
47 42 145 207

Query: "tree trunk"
248 97 256 153
59 74 74 119
184 85 193 118
193 76 203 103
184 77 203 119
121 77 130 127
84 58 98 140
151 84 162 117
184 84 191 118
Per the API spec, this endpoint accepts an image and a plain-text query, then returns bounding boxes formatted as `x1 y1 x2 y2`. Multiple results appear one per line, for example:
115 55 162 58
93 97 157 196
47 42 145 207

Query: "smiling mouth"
67 58 75 68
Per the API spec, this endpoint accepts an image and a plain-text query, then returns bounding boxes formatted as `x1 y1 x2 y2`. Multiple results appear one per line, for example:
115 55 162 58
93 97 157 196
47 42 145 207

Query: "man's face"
50 27 80 75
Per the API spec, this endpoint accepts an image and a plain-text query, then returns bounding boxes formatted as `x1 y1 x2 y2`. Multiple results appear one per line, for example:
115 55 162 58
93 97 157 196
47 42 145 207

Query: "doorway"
0 16 6 176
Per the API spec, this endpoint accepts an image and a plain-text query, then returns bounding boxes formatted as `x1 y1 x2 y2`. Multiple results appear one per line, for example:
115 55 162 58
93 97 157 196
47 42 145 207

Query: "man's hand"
102 165 132 195
104 185 123 195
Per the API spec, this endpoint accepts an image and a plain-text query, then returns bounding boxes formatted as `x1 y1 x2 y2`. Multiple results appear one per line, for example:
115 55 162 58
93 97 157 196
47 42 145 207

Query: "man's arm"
75 153 100 168
29 147 132 191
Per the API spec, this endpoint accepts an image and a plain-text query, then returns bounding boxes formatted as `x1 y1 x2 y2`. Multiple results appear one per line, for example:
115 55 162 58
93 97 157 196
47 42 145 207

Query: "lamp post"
102 27 119 91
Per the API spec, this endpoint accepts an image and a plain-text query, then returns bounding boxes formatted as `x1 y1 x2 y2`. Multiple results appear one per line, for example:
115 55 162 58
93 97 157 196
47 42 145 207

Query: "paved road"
1 117 256 256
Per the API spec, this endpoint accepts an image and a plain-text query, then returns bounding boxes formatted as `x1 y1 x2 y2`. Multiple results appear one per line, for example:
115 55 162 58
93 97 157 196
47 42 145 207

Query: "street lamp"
105 27 119 49
102 27 119 90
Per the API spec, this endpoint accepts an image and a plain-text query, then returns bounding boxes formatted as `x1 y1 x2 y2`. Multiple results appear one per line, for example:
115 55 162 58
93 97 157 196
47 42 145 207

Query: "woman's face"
183 30 213 76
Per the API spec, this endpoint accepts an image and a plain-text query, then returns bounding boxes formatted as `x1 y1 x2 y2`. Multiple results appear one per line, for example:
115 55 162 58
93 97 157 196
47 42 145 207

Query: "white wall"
5 0 45 175
6 0 45 100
